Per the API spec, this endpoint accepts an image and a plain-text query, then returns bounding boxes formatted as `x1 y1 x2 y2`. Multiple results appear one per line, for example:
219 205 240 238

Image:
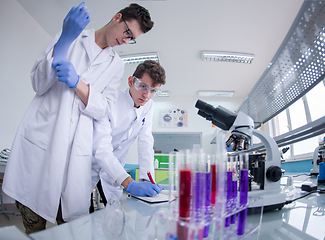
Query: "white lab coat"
3 29 124 223
92 89 155 199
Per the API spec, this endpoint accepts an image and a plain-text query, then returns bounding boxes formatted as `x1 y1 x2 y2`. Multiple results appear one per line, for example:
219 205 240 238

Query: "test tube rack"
154 143 264 240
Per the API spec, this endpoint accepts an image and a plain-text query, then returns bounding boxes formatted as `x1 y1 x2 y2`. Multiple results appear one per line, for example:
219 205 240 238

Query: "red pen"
147 171 155 184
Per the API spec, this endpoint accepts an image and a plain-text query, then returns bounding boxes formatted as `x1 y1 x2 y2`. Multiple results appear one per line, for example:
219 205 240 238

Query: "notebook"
129 190 177 203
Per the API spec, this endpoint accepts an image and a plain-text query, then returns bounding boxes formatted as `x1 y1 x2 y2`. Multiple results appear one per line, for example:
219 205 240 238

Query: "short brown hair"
133 60 166 87
118 3 154 33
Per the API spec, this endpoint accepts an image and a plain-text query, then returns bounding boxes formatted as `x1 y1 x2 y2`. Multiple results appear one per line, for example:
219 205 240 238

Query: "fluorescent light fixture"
158 91 169 97
201 51 254 64
197 90 235 97
121 52 159 64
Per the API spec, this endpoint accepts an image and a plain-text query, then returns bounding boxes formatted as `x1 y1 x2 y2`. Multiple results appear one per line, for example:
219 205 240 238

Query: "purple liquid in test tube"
237 153 249 236
230 180 237 224
230 156 237 224
225 171 232 227
203 171 211 237
195 172 204 222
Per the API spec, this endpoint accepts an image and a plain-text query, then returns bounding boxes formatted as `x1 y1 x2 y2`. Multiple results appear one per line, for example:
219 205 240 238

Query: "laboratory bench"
0 174 324 240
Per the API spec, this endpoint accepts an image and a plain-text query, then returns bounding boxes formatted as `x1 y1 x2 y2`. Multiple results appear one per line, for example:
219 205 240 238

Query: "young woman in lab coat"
2 2 154 234
91 60 166 204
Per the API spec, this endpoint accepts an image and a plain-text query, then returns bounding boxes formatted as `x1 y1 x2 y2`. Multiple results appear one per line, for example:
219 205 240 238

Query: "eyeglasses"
133 76 161 97
122 17 136 44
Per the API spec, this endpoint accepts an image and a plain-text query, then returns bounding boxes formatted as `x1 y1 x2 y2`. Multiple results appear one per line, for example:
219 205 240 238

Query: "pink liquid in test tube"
179 168 192 219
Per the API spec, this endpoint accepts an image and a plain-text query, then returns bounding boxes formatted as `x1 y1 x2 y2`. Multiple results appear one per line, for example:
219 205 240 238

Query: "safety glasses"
133 76 161 97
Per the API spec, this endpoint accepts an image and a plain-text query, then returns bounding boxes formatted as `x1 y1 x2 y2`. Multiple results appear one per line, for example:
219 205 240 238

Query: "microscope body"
230 113 285 209
227 112 282 191
251 129 282 191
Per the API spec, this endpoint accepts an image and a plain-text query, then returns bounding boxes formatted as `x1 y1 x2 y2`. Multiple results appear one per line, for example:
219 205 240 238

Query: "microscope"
310 137 325 175
195 100 286 210
310 137 325 185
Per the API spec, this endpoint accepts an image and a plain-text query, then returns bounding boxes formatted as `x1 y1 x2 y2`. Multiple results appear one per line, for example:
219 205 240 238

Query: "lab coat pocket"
23 105 58 151
76 114 93 156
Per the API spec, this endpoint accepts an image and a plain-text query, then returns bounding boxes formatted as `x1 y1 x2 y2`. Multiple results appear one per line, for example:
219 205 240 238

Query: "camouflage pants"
15 201 65 234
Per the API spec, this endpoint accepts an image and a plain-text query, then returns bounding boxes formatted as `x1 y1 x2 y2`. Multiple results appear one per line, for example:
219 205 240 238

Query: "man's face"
106 13 143 47
128 72 161 108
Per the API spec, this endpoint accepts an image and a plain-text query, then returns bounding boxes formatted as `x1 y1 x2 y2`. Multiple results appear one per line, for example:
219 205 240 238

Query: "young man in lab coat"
91 60 166 205
3 2 154 234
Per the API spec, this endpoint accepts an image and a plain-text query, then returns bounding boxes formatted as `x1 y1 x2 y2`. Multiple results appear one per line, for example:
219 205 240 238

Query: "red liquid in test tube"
179 168 192 219
211 164 216 206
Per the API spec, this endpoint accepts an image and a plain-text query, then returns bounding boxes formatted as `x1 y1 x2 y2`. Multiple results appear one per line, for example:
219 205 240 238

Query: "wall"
0 0 52 203
281 159 313 173
0 0 52 151
153 133 201 154
125 95 243 164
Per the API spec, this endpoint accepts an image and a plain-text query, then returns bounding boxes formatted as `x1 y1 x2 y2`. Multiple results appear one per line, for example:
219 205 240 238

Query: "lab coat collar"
81 29 115 65
124 89 144 113
124 88 152 118
125 88 136 108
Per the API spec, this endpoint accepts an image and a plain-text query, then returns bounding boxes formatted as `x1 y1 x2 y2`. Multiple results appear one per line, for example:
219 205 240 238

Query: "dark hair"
133 60 166 86
118 3 154 33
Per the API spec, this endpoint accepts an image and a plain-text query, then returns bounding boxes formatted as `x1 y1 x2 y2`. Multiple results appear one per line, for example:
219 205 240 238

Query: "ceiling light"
197 91 235 97
201 51 254 64
158 91 169 97
121 52 159 64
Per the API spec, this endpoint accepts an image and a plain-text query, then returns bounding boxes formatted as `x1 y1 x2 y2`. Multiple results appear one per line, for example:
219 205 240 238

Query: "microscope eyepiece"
197 110 209 118
195 99 237 131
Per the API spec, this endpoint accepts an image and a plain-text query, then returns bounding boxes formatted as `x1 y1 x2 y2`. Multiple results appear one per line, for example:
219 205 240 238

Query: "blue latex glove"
55 60 79 88
126 181 163 197
53 2 90 67
157 184 165 191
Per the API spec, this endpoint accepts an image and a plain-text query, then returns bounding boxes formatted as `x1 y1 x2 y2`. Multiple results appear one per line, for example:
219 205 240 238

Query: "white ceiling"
17 0 305 109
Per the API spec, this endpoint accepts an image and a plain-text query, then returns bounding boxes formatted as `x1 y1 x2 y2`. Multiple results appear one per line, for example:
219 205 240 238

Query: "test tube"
168 151 177 214
230 156 238 224
193 149 205 224
203 154 211 238
191 149 205 240
210 155 217 210
237 153 249 236
178 150 192 220
177 150 192 240
225 157 232 227
211 131 227 239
